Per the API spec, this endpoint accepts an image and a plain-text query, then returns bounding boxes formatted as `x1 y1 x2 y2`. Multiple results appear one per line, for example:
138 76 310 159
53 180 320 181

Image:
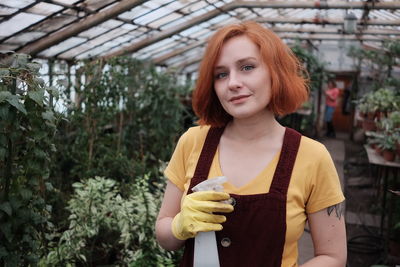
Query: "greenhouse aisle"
298 133 346 264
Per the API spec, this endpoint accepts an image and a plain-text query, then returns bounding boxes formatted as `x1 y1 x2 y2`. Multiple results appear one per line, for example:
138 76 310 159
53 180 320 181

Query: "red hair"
192 21 309 127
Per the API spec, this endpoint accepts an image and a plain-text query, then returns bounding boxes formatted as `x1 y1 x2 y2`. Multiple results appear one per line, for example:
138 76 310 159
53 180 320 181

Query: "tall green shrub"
0 53 60 266
52 57 191 188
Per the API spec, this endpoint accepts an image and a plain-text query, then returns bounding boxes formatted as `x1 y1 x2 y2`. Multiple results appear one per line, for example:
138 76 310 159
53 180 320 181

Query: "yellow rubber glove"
171 191 234 240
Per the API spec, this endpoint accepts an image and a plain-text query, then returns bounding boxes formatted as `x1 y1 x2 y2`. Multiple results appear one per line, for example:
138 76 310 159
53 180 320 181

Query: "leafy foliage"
0 54 191 266
0 53 60 266
41 176 177 266
291 42 329 93
348 40 400 92
52 57 192 188
46 57 191 265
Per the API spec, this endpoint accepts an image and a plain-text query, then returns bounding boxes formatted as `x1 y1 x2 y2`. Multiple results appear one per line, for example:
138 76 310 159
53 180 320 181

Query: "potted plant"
377 135 397 161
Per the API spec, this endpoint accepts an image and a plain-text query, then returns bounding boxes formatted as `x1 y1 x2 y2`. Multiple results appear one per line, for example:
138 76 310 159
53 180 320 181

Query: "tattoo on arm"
327 202 344 220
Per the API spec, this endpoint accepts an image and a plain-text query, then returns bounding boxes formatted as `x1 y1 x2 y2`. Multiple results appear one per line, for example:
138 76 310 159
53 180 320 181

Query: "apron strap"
188 127 225 193
269 127 302 196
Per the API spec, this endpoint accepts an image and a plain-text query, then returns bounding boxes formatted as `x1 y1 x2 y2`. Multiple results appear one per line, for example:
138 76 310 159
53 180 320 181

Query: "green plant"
52 57 191 187
44 57 190 266
348 40 400 93
388 111 400 127
355 88 399 116
377 135 397 151
0 53 60 266
41 176 178 266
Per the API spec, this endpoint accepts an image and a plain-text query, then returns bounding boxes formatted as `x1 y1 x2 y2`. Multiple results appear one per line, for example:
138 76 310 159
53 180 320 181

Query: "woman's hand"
155 181 233 251
171 191 234 240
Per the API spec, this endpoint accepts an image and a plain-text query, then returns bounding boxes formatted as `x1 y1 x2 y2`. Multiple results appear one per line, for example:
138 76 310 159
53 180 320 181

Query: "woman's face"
213 35 272 121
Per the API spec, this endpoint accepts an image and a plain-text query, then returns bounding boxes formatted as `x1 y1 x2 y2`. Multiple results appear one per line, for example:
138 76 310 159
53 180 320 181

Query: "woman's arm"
155 181 185 251
300 202 347 267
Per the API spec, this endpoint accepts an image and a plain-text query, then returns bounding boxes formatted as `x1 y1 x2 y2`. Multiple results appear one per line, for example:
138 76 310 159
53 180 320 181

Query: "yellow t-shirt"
165 126 345 267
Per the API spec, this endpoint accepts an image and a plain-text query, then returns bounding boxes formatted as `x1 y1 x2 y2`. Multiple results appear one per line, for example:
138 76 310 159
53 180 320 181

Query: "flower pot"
383 149 396 162
362 119 377 132
370 143 376 149
375 146 383 155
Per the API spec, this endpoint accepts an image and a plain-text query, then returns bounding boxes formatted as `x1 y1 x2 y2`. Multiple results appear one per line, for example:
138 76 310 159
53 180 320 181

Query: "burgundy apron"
180 127 302 267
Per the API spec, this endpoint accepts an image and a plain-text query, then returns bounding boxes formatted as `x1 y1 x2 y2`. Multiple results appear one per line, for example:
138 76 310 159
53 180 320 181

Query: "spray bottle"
192 176 227 267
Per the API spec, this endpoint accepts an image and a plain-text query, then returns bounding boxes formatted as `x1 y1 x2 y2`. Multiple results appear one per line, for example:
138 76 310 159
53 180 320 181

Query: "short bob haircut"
192 21 309 127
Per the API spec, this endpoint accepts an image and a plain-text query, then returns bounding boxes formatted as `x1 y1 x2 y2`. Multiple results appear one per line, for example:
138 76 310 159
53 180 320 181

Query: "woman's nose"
228 72 242 90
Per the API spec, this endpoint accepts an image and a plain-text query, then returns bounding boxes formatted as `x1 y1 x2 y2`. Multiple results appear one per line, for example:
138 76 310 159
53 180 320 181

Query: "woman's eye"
215 72 227 79
242 65 254 71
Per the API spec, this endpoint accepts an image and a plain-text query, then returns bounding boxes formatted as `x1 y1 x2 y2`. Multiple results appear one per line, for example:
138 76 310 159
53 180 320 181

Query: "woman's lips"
229 95 250 104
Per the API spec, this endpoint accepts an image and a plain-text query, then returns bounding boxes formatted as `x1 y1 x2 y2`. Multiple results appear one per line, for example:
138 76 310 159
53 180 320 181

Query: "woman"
325 80 340 138
156 21 346 267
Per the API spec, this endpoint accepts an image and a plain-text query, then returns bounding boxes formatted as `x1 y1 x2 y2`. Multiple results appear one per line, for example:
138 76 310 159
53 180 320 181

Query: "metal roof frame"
1 0 399 73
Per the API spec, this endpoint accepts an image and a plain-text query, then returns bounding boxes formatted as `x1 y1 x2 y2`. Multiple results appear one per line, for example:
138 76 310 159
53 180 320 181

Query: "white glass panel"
79 26 110 39
6 32 46 44
27 2 64 16
59 44 93 59
0 6 18 16
38 37 87 57
2 0 35 8
181 1 208 13
99 19 124 29
149 12 182 28
0 12 45 37
121 24 137 31
120 6 150 20
84 28 129 47
134 7 174 25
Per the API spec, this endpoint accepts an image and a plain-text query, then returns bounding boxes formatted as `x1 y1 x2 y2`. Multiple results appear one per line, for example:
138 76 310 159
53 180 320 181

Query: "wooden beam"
271 26 400 36
103 1 233 59
104 0 400 59
279 33 399 41
17 0 148 56
151 26 400 65
152 40 205 64
256 17 400 27
232 0 400 10
170 33 396 69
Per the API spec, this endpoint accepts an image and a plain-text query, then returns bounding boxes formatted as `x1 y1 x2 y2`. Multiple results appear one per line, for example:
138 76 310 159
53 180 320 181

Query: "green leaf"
26 62 41 73
34 77 44 86
20 189 32 200
0 147 6 161
47 86 59 98
0 246 7 258
0 68 10 77
0 91 12 103
28 90 44 106
45 182 54 191
11 54 29 68
0 202 12 216
0 222 12 242
5 95 27 114
42 110 55 123
0 104 9 119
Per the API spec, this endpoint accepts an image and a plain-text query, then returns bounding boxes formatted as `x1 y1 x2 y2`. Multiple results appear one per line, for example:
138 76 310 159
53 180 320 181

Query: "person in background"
156 21 346 267
325 80 340 138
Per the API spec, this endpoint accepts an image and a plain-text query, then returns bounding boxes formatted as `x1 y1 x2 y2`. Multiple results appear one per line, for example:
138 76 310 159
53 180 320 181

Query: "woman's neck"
225 111 285 142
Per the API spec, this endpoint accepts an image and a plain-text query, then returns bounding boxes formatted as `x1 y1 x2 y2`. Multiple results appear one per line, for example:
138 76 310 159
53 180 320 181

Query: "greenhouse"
1 0 400 266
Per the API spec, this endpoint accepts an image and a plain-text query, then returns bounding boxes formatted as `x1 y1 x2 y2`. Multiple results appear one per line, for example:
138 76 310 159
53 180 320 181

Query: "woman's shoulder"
299 135 330 156
178 125 211 147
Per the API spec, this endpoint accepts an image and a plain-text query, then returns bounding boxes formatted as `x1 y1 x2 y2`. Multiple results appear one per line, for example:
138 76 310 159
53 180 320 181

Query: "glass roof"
1 0 400 72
